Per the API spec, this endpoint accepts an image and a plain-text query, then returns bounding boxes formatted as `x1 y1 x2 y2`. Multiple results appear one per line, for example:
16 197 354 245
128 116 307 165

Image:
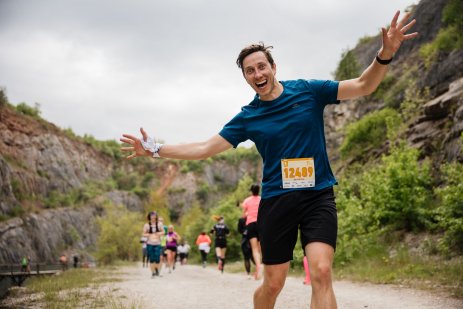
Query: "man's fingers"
140 127 148 141
397 11 411 30
401 19 416 33
120 146 133 152
403 32 419 40
127 153 137 160
120 138 134 145
390 10 400 28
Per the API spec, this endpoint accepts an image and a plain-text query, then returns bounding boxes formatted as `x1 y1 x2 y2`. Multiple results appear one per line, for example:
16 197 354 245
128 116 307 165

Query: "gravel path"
108 264 462 309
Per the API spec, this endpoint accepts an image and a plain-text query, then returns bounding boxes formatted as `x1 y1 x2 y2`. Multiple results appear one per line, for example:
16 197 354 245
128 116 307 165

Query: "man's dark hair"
250 184 260 196
236 42 274 73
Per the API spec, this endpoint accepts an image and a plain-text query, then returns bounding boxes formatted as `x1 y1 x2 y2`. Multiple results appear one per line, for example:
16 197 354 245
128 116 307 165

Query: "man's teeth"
256 80 267 88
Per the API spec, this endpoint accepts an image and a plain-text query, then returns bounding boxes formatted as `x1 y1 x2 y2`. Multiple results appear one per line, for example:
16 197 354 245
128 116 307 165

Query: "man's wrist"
140 137 163 158
375 50 393 65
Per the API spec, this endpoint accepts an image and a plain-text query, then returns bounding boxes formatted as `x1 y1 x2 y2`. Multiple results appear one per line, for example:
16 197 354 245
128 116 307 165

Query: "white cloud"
0 0 416 145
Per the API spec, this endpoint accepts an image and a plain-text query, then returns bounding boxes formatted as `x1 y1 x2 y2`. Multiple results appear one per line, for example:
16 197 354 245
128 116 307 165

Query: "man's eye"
258 65 266 70
245 69 254 75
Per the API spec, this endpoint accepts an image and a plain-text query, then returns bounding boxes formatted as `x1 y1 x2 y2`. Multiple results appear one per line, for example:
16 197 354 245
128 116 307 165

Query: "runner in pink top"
241 184 263 280
243 194 260 225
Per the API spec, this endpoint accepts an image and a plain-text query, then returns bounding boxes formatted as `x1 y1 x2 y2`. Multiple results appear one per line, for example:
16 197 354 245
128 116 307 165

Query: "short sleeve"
219 111 248 148
307 79 340 106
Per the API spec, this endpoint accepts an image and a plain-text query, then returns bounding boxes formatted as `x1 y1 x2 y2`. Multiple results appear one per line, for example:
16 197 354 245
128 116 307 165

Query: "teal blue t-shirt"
219 79 340 199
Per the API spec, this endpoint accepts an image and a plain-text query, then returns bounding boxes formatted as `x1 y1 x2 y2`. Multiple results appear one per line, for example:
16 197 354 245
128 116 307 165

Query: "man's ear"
272 63 277 75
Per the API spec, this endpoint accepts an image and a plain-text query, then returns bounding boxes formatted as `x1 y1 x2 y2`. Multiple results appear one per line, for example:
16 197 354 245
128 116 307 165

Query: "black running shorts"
246 222 259 240
257 187 337 265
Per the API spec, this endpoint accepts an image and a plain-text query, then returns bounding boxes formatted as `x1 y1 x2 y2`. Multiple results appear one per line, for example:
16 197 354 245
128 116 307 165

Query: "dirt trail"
108 264 462 309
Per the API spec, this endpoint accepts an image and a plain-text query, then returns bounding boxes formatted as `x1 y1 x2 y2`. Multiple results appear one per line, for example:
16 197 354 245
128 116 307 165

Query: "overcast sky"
0 0 415 145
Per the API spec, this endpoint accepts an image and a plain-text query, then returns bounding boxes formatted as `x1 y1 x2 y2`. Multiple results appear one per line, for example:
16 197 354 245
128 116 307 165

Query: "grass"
334 248 463 298
4 266 144 309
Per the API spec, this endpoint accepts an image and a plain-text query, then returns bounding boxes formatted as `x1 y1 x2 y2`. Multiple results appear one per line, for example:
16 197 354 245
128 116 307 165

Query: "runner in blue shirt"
121 10 417 308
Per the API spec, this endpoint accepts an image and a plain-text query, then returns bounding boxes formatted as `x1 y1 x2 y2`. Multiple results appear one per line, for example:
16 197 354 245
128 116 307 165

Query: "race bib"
281 158 315 189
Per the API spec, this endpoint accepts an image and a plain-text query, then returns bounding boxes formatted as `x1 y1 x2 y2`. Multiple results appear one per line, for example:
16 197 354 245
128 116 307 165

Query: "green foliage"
443 0 463 30
357 35 375 45
383 66 418 108
212 146 261 166
11 178 27 201
336 143 433 264
360 143 432 231
43 180 115 209
180 160 205 174
339 108 401 159
15 102 42 119
420 0 463 69
420 26 463 68
0 87 7 107
196 182 211 203
113 170 138 191
334 49 360 81
95 203 143 264
144 191 171 224
400 82 430 121
69 226 82 245
62 127 78 139
434 162 463 255
371 74 397 101
82 135 123 160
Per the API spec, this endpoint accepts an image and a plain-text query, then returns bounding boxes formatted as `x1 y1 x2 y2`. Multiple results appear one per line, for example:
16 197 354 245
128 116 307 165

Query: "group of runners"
141 212 189 277
141 184 263 279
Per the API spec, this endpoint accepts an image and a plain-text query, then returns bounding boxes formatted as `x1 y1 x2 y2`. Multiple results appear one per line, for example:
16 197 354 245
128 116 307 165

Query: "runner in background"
177 241 191 265
238 216 255 279
143 211 164 278
166 225 180 273
210 216 230 273
196 231 212 268
140 235 148 267
159 217 168 273
241 184 263 280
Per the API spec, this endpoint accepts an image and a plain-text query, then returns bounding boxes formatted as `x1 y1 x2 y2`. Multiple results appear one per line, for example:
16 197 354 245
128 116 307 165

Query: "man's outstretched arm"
120 128 233 160
337 10 418 101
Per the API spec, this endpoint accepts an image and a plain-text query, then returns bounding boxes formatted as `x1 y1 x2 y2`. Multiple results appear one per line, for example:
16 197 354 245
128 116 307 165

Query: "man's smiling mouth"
256 80 268 88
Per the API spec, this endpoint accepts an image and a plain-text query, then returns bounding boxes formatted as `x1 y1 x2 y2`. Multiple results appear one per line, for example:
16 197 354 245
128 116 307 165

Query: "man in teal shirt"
121 11 417 308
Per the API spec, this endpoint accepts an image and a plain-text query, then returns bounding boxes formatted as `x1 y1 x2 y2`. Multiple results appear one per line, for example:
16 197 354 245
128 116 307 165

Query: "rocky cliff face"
0 102 260 264
325 0 463 169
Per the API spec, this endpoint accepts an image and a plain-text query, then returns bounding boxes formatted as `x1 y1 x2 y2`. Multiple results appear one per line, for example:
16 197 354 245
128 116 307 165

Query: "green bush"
434 162 463 255
15 102 41 118
334 49 360 81
336 143 433 263
213 146 261 166
360 143 432 231
334 50 360 80
340 108 401 159
420 0 463 69
95 203 143 264
400 82 430 121
371 74 397 101
0 88 7 107
420 26 463 68
180 160 205 174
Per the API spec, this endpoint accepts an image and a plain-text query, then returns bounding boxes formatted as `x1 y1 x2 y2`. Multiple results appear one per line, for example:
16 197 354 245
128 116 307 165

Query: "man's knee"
263 277 285 297
311 262 333 284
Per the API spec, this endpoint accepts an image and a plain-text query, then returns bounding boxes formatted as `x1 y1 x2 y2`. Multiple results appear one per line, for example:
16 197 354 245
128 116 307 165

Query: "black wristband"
375 51 393 65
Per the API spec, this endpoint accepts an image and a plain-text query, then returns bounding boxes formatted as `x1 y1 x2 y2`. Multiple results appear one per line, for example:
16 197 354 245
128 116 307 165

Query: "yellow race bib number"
281 158 315 188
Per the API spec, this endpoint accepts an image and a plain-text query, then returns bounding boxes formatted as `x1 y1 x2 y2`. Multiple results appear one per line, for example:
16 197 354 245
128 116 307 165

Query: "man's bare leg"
253 262 289 309
305 242 337 309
